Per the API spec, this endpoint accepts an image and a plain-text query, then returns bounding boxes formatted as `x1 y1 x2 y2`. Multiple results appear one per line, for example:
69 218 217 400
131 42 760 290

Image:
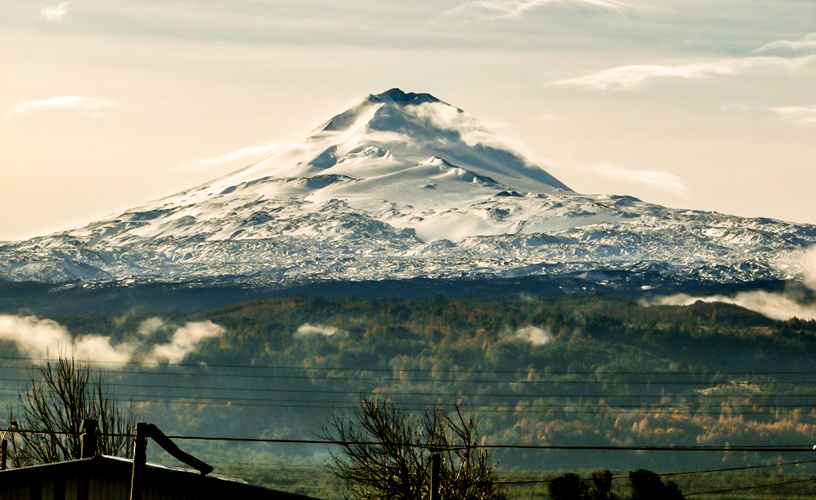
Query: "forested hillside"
2 295 815 476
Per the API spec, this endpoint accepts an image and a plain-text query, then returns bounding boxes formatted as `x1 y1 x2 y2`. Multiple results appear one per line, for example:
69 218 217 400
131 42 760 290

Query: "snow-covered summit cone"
210 88 571 194
97 88 576 243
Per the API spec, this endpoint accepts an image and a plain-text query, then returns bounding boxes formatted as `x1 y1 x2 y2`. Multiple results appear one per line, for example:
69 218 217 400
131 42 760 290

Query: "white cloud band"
146 321 225 363
437 0 630 22
7 96 116 118
650 247 816 322
295 323 343 338
754 33 816 55
547 55 815 91
549 159 686 196
0 316 223 366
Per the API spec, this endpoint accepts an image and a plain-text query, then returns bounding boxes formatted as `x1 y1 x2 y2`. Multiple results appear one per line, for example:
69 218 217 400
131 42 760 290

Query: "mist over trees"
0 296 813 474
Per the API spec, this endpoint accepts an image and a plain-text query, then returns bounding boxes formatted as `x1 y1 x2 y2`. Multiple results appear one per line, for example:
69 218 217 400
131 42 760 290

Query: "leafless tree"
8 356 135 467
323 396 506 500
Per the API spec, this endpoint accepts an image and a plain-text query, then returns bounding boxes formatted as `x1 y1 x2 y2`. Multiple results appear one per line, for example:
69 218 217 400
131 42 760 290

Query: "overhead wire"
1 391 812 416
685 477 816 496
0 427 811 453
492 458 816 486
2 375 815 400
1 367 813 386
2 354 816 376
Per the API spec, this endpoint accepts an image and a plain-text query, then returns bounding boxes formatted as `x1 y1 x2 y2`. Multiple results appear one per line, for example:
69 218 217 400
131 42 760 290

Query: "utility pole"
431 452 441 500
129 422 148 500
81 419 98 458
0 420 15 471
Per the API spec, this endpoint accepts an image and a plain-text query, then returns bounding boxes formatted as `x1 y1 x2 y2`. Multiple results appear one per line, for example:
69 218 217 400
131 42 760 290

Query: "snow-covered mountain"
2 88 815 289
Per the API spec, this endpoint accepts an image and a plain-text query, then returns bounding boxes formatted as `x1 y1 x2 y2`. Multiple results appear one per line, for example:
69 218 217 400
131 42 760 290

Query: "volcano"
1 88 814 292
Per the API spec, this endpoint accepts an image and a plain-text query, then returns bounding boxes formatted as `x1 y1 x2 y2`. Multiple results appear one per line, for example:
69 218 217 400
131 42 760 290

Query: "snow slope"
1 88 814 287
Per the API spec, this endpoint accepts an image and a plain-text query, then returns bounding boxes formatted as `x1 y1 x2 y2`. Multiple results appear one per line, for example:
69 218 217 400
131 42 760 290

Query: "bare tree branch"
8 356 135 467
323 396 506 500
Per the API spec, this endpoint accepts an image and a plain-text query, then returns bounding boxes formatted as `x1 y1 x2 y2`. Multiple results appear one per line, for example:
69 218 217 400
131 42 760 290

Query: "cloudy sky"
1 0 814 240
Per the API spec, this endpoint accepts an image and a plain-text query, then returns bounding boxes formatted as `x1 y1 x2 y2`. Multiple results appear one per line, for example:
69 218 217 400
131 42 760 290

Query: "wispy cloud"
547 55 815 91
145 321 225 363
435 0 630 22
765 104 816 128
178 141 298 172
653 291 816 322
754 33 816 55
649 247 816 322
552 159 687 196
804 246 816 291
407 101 505 148
0 315 223 365
7 96 116 118
0 315 134 364
137 317 166 336
41 2 69 23
507 325 552 345
294 323 344 338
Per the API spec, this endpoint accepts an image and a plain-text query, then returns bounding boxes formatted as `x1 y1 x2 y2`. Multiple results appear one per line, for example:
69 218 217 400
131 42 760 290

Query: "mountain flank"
1 88 814 294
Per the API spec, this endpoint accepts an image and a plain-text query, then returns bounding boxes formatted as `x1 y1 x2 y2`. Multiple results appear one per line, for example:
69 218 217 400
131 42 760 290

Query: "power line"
3 354 816 376
1 427 810 453
660 458 816 477
3 389 813 415
494 458 816 486
686 477 816 496
3 375 814 400
7 395 810 416
2 367 813 386
4 385 814 410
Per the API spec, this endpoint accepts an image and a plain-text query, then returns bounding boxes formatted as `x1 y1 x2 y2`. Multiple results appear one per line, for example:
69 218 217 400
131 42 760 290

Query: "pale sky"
1 0 814 241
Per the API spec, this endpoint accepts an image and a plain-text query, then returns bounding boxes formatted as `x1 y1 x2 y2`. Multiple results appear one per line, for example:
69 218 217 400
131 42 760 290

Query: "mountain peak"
366 88 440 106
294 88 573 195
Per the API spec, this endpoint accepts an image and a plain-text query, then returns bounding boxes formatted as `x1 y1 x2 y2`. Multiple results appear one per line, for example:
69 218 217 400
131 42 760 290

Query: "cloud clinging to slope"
145 321 225 363
137 317 166 336
41 2 69 23
803 246 816 291
547 55 815 91
436 0 630 22
585 162 686 196
0 315 134 363
549 159 686 196
407 101 508 149
294 323 343 338
178 141 297 172
7 96 116 118
653 291 816 322
0 315 223 365
508 325 552 345
651 247 816 322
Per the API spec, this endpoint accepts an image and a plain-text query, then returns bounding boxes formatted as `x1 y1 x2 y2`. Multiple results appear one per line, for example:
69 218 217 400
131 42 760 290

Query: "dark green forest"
1 295 815 498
